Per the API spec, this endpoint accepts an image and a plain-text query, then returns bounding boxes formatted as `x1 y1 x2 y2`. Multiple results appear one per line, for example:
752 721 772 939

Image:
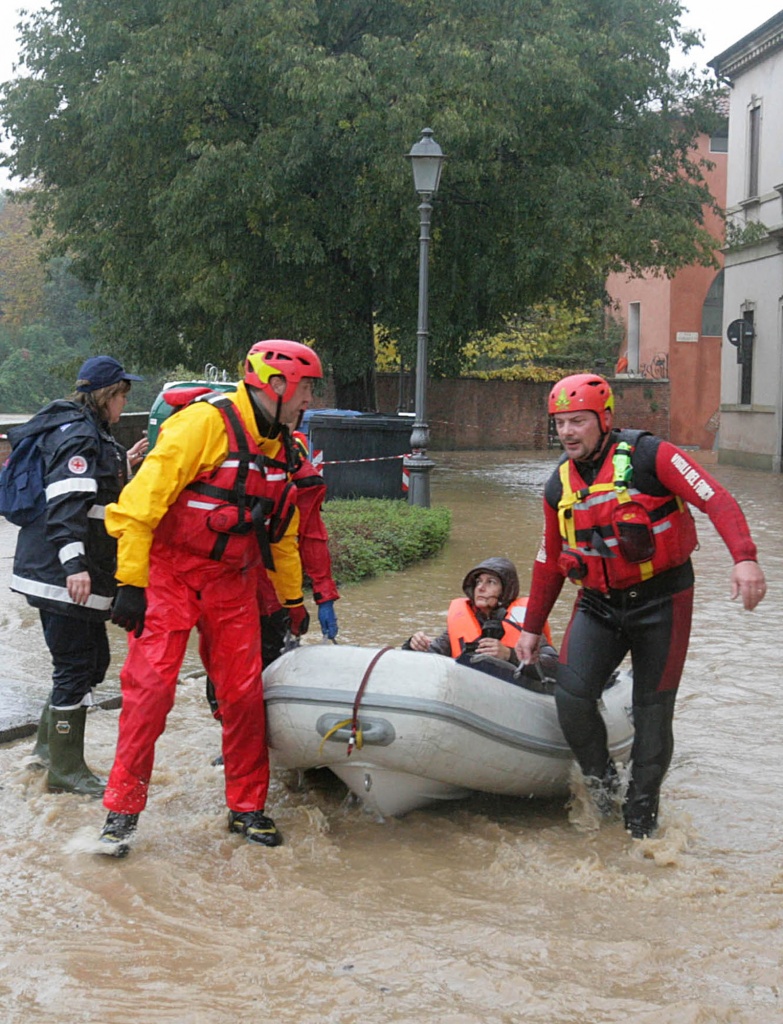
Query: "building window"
702 271 724 337
710 132 728 153
748 102 761 199
740 310 754 405
627 302 640 373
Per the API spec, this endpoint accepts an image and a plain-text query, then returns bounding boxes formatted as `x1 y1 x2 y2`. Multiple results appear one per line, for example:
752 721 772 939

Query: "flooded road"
0 451 781 1024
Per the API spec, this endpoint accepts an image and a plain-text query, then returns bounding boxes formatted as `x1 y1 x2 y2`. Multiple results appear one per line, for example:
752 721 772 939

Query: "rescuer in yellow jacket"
96 340 322 856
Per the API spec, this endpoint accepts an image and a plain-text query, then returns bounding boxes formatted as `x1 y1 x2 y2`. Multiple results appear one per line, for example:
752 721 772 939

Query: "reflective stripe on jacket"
11 401 127 620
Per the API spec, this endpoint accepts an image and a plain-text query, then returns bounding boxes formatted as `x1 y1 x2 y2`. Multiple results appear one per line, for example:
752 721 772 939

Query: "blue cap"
75 356 143 393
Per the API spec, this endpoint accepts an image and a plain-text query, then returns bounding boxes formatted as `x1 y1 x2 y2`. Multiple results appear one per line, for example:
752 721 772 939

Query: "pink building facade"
606 128 727 450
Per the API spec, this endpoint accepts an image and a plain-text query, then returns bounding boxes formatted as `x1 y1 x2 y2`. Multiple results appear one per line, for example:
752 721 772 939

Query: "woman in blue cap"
8 355 146 795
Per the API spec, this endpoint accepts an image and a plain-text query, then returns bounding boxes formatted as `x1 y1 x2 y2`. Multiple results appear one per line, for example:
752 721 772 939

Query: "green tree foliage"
377 299 625 380
0 198 90 410
0 195 153 412
0 194 48 327
0 333 72 411
1 0 723 408
462 301 625 379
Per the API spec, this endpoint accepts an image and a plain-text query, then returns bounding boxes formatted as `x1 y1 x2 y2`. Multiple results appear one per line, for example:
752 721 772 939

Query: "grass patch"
322 498 451 584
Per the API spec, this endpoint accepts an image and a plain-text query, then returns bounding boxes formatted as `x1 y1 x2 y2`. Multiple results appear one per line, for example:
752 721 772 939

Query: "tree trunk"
333 365 377 411
329 294 378 410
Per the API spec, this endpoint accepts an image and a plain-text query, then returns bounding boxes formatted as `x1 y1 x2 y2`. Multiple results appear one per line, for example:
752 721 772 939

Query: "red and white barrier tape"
310 449 412 492
318 453 408 467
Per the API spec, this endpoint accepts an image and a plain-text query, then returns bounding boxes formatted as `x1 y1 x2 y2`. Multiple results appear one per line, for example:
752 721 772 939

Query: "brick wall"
374 375 670 450
0 378 671 459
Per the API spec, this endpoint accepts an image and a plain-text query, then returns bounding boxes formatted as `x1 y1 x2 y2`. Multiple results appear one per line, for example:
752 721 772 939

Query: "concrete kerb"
0 689 122 747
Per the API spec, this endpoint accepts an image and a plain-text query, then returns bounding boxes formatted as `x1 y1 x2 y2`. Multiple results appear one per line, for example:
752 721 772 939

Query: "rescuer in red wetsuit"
515 374 767 839
97 340 322 856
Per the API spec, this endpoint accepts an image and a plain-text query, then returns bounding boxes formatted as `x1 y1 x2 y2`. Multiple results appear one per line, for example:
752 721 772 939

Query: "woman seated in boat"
403 556 558 685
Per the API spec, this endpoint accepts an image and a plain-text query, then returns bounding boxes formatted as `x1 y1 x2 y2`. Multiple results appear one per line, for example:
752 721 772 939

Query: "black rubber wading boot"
624 807 659 840
46 706 106 797
624 793 659 839
585 761 621 818
98 812 139 858
625 815 658 840
227 810 283 847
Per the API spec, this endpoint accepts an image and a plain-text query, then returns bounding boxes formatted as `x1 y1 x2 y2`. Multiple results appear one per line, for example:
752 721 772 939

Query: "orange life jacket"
447 597 552 657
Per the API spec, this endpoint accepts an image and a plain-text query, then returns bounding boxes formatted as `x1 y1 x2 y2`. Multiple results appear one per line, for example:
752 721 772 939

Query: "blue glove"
318 600 338 640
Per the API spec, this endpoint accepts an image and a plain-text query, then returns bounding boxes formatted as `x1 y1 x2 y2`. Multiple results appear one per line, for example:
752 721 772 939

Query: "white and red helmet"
244 339 323 402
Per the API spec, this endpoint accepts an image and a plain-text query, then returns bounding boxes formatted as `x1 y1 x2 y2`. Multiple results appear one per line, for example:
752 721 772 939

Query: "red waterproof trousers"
103 545 269 815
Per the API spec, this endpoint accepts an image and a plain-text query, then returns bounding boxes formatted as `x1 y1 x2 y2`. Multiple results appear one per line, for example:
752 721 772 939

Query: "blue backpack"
0 433 47 526
0 407 87 527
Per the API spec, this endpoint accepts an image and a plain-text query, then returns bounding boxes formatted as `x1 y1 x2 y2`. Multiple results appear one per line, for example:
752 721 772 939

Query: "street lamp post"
404 127 445 508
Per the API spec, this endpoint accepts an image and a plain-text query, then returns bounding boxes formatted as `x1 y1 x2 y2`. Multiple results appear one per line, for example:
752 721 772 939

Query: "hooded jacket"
405 556 552 660
461 556 520 607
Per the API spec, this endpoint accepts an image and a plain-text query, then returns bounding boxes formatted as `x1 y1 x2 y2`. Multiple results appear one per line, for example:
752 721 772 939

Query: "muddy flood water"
0 451 781 1024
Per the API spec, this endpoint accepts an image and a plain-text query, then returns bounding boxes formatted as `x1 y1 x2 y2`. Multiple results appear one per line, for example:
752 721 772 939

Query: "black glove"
111 585 147 638
261 607 290 667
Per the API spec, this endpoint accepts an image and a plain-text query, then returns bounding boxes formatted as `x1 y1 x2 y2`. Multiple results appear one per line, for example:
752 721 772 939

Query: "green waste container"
147 380 237 448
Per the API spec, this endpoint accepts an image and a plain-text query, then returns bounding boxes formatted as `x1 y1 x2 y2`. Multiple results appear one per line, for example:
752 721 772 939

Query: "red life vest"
556 439 698 592
447 597 552 657
154 396 296 570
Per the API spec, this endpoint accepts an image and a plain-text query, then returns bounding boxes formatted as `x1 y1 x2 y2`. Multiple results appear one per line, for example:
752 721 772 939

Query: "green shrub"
322 498 451 584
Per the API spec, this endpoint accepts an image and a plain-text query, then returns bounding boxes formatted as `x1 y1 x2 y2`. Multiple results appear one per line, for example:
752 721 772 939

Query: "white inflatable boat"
264 644 634 817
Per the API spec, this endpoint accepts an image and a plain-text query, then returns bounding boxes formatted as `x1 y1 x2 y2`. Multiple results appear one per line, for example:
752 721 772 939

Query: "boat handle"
316 714 395 747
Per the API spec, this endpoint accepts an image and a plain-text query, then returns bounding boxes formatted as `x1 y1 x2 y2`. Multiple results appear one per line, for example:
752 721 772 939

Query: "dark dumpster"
305 412 413 499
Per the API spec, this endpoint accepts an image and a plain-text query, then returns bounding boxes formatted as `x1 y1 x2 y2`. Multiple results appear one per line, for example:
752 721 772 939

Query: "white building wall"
712 13 783 470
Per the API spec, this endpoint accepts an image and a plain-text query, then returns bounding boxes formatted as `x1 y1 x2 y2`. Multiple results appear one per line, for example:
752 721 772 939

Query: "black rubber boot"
622 697 675 839
624 795 659 839
228 809 283 847
205 677 221 719
28 704 51 767
98 812 139 857
205 677 225 765
46 706 106 797
585 760 621 818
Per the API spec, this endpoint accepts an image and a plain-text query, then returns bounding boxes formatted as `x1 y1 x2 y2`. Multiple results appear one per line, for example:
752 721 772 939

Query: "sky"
0 0 782 189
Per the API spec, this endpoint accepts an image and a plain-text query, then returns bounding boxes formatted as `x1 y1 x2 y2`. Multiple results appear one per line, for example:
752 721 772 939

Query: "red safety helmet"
548 373 614 417
244 340 323 403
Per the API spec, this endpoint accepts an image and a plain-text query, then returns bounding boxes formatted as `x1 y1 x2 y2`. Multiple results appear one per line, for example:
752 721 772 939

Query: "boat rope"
347 646 393 755
317 646 394 756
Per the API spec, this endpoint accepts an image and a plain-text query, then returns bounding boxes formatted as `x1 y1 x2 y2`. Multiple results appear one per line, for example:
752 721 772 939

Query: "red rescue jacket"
556 437 698 592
